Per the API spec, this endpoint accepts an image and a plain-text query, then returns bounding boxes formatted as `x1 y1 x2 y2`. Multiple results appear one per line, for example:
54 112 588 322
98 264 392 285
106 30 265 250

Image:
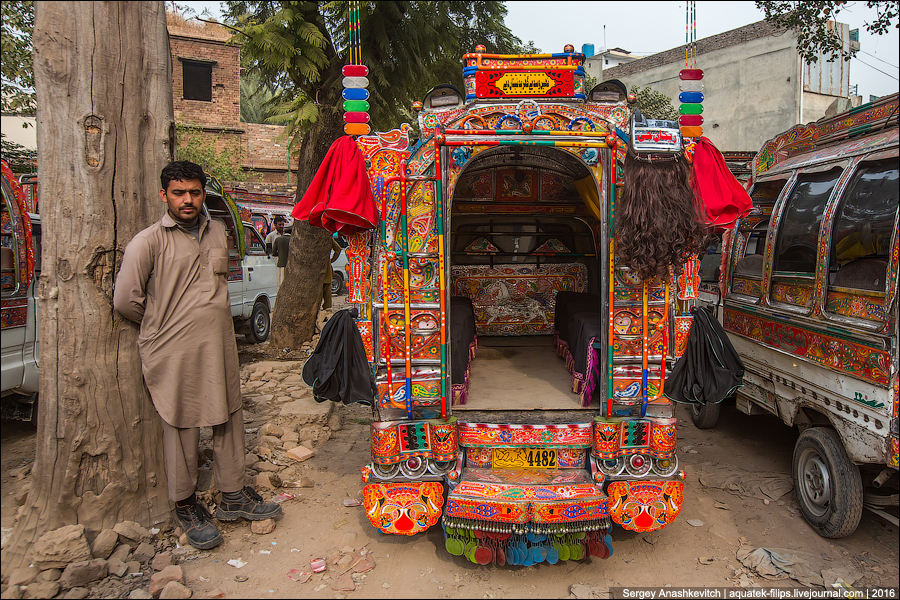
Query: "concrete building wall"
604 21 802 151
603 20 858 152
1 116 36 149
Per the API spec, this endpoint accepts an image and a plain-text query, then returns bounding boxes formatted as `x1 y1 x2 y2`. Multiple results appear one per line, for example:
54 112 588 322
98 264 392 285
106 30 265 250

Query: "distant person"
265 215 285 253
114 160 281 551
322 236 342 311
273 225 291 287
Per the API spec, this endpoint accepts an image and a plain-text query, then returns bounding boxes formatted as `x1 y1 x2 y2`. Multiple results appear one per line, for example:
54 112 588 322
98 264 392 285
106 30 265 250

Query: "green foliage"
1 0 35 115
583 74 599 96
0 133 37 173
631 86 679 121
240 73 279 124
757 1 899 64
175 122 259 183
220 1 523 146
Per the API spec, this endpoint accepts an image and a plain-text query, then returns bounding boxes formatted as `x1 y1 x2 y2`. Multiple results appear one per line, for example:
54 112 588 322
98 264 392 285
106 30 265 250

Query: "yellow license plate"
492 448 557 469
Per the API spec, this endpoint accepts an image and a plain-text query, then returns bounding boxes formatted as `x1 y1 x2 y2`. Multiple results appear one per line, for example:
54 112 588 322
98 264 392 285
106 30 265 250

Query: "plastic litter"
273 493 294 504
286 569 312 583
342 498 363 507
227 558 247 569
310 557 327 573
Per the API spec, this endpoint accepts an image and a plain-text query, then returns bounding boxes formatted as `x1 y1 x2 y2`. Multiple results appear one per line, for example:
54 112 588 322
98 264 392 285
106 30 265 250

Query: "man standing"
322 236 342 311
265 215 285 253
114 161 281 550
272 225 290 288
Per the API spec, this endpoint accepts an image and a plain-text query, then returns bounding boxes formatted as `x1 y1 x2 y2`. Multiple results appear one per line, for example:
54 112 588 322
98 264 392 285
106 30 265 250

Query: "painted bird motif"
614 382 641 398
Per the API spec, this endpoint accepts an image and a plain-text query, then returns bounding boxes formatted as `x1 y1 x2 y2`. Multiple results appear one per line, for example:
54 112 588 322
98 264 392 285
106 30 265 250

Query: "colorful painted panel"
732 277 762 297
540 172 578 201
363 482 444 535
771 281 814 307
612 307 665 359
611 365 666 405
592 419 677 460
458 422 593 449
381 309 441 362
356 319 373 362
465 237 501 253
0 160 34 297
451 263 587 335
675 316 692 358
454 172 494 200
613 268 667 302
532 238 571 254
377 255 441 304
429 421 459 462
464 447 586 469
0 300 27 328
755 123 819 176
724 307 891 386
825 291 886 322
376 378 441 409
346 231 372 303
607 481 684 532
445 468 608 525
496 169 537 201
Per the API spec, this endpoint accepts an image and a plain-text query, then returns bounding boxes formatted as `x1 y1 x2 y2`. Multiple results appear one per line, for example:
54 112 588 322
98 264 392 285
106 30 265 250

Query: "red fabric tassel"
292 136 379 235
691 137 752 228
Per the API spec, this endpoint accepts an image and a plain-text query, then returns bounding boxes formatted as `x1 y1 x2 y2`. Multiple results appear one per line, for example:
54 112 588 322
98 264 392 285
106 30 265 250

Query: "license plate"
492 448 557 469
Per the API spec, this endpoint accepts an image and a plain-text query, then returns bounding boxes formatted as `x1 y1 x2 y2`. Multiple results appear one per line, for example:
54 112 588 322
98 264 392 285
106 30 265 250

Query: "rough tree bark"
1 1 175 575
270 105 345 349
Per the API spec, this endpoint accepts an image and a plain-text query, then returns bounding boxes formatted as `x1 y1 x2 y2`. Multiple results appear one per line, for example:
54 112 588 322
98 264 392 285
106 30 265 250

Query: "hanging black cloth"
665 305 744 405
302 309 375 405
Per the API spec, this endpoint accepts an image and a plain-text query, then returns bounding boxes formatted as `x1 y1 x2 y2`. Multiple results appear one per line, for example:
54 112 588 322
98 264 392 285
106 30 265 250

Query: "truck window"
244 225 267 256
829 157 898 294
773 168 843 275
1 189 17 295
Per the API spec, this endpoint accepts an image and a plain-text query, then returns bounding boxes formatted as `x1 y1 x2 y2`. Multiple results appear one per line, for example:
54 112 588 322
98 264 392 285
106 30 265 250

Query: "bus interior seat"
831 257 889 292
734 254 764 278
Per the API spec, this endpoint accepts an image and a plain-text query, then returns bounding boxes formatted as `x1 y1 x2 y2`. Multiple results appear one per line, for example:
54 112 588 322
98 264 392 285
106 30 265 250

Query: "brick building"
167 14 298 195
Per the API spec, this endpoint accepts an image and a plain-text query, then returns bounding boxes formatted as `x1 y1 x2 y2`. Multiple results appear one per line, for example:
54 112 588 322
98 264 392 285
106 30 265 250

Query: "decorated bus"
299 42 747 565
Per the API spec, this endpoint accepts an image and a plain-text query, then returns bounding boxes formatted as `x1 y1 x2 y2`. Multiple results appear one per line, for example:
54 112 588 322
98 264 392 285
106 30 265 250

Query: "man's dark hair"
160 161 207 191
274 215 286 224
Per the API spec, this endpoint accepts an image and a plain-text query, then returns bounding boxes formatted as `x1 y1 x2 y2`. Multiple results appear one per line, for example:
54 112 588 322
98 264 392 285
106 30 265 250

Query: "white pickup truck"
0 168 278 421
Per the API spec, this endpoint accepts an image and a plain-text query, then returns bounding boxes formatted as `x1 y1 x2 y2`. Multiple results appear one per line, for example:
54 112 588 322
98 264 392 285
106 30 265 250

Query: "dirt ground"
2 298 898 598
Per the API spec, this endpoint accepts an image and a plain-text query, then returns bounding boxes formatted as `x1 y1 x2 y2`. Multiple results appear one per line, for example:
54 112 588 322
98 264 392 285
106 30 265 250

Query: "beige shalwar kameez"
114 212 244 499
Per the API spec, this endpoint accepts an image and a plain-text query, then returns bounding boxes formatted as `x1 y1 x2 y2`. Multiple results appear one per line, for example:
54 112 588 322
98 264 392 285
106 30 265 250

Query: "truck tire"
689 401 721 429
792 427 863 538
331 272 344 296
249 302 271 343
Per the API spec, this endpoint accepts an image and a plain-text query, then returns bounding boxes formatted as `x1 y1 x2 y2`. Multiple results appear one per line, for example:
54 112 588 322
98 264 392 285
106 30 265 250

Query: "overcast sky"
180 0 898 100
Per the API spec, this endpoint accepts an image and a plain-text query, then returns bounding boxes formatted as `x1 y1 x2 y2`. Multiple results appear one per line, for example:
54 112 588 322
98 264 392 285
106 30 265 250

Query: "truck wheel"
792 427 863 538
331 272 344 296
249 302 270 343
689 401 721 429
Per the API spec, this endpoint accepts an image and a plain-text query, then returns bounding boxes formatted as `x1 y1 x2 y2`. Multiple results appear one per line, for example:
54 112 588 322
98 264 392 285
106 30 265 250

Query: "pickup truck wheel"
689 401 721 429
249 302 271 343
792 427 863 538
331 272 344 296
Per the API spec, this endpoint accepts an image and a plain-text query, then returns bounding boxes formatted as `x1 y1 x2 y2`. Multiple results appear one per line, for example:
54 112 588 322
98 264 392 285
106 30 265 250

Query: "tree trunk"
270 105 345 348
1 1 175 575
